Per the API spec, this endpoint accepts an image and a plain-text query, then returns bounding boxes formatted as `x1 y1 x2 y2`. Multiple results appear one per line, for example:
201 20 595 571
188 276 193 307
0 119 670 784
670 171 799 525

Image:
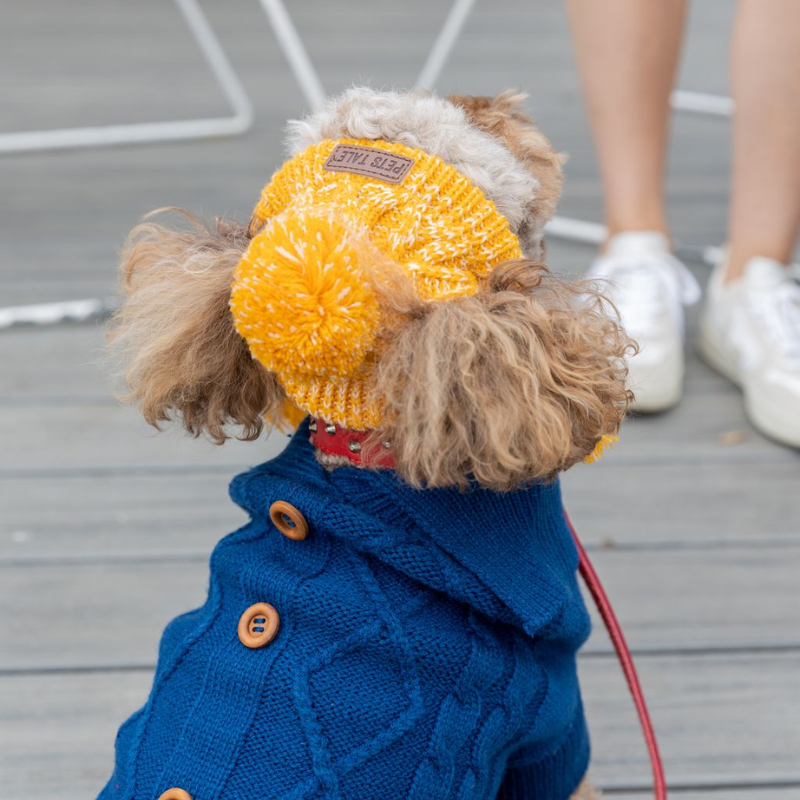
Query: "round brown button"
158 789 192 800
269 500 308 541
237 602 280 649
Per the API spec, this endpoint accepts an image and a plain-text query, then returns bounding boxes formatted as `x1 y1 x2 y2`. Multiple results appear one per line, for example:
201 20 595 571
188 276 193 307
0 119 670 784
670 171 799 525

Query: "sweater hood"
230 418 585 640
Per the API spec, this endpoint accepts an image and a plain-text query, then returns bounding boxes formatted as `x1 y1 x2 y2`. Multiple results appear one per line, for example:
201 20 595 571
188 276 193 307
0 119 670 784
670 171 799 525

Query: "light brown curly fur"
448 90 566 259
109 97 633 493
356 259 633 491
108 208 286 444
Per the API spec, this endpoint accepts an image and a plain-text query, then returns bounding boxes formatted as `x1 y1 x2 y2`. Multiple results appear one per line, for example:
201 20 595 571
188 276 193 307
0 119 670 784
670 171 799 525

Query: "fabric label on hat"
323 144 415 184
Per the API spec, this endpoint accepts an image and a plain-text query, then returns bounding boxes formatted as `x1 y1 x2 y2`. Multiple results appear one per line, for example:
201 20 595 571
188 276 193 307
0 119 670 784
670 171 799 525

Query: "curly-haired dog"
101 88 631 800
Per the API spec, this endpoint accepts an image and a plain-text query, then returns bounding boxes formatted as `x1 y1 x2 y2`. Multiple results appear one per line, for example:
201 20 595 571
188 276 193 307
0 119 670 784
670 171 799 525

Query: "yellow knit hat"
230 137 523 430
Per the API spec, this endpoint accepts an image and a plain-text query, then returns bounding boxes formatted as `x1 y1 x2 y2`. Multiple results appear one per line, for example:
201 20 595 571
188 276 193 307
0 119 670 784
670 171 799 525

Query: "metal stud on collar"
325 423 337 435
348 440 362 453
308 419 318 433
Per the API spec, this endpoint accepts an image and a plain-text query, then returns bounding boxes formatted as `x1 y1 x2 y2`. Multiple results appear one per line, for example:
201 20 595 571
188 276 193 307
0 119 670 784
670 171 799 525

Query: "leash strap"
564 510 668 800
309 417 667 798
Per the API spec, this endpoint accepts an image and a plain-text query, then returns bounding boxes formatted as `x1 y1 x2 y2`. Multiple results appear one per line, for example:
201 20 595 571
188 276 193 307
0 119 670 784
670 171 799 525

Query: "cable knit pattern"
97 417 591 800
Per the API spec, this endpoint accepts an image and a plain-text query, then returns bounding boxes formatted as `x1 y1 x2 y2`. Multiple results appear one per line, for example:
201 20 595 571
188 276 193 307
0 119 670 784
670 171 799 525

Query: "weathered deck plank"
608 793 800 800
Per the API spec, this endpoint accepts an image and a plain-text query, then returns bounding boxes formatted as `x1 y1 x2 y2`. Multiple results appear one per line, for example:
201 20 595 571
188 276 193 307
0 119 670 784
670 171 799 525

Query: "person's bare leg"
565 0 697 413
565 0 690 241
726 0 800 281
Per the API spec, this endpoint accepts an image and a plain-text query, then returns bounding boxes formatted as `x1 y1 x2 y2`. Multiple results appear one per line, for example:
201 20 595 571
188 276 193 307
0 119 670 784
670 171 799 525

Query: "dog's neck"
308 416 396 471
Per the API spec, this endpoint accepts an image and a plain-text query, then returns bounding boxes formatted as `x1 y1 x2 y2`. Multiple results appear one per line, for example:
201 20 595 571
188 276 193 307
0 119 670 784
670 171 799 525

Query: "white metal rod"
173 0 254 124
416 0 479 90
546 216 729 268
259 0 326 110
546 216 607 246
0 0 253 154
671 89 735 117
0 299 111 330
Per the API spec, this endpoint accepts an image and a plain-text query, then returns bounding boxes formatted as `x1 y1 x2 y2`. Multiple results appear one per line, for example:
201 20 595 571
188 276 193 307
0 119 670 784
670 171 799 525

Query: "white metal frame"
256 0 481 103
0 0 742 328
259 0 327 110
0 0 253 155
671 89 734 117
0 299 110 331
1 0 255 329
416 0 480 89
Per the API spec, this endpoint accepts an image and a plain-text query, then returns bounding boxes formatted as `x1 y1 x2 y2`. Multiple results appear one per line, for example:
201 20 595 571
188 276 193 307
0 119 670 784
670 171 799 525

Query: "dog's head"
109 89 632 491
447 90 566 261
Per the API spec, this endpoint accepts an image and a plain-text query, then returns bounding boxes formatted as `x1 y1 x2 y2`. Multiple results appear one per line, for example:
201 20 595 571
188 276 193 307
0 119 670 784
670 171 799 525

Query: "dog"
101 87 631 800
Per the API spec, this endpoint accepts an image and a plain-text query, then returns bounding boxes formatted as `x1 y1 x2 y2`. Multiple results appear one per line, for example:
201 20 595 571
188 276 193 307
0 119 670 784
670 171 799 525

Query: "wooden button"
158 789 192 800
269 500 308 541
237 602 280 649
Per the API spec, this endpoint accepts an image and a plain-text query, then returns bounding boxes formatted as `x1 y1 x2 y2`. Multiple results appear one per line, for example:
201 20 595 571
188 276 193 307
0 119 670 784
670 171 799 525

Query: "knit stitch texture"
230 138 524 430
98 417 591 800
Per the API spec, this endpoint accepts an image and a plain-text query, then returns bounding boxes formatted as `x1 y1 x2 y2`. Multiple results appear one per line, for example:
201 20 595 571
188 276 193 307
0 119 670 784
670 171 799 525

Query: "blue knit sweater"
99 417 591 800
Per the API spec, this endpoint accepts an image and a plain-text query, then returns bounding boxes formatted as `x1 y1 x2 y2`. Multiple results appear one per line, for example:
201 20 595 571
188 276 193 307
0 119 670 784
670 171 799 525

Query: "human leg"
566 0 700 412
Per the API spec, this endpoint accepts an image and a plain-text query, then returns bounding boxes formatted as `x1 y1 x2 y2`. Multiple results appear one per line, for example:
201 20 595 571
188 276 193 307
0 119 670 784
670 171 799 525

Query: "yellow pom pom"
231 211 381 380
583 434 618 464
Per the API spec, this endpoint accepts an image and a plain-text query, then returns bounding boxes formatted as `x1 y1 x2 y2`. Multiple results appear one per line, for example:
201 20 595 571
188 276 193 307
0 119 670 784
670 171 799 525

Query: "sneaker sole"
746 381 800 449
697 318 742 387
628 382 683 414
626 350 684 413
698 317 800 448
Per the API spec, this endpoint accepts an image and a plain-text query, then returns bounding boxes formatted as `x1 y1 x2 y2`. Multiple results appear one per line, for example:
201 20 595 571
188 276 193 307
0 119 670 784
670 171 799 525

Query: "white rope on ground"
0 0 253 154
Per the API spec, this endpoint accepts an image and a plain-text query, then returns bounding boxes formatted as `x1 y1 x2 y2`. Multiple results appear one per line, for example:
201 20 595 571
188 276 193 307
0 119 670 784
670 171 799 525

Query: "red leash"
311 418 667 799
564 510 668 800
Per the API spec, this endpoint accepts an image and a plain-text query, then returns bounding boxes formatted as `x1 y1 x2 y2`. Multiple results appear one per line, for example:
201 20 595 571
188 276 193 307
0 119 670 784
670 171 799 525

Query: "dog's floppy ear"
367 260 633 491
448 91 565 259
108 208 287 444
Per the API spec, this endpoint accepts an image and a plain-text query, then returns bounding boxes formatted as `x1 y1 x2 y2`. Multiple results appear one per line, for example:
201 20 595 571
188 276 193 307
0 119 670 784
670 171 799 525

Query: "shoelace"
748 278 800 366
591 254 701 336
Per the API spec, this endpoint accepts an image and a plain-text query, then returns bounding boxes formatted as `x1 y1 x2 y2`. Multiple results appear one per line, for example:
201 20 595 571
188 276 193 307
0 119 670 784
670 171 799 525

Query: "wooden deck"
1 1 799 797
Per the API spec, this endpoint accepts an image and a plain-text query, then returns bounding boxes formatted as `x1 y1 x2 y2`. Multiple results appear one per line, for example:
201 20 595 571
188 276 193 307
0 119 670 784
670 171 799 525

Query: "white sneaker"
699 255 800 448
588 231 701 412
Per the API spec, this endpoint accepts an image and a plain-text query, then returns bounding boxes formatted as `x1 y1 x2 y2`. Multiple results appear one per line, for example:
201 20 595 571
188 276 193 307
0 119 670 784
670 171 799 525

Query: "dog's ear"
366 260 633 491
448 91 565 258
108 209 287 444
